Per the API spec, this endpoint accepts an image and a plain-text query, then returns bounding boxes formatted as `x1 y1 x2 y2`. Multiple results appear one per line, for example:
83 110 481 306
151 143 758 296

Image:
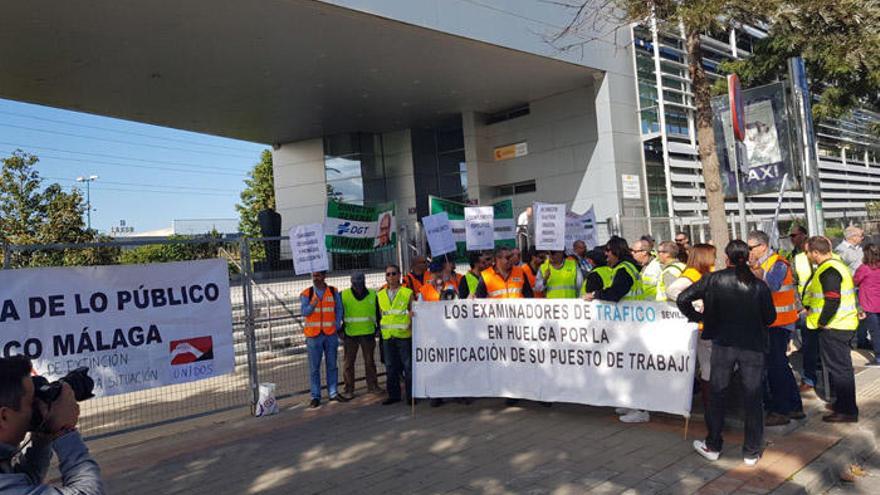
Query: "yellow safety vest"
464 272 480 296
613 260 643 301
582 266 613 293
341 289 377 337
793 251 813 295
377 287 413 340
542 259 579 298
803 259 858 331
640 259 663 301
656 262 685 302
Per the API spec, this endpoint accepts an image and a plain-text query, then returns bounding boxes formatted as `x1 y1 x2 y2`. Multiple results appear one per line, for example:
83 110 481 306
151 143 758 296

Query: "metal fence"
1 235 403 439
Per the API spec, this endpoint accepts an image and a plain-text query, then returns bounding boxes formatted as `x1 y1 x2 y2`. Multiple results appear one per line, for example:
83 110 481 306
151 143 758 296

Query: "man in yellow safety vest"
377 264 414 406
340 272 382 397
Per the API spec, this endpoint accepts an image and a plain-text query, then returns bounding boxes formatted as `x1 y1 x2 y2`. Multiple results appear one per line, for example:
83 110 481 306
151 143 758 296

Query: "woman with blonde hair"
666 243 717 412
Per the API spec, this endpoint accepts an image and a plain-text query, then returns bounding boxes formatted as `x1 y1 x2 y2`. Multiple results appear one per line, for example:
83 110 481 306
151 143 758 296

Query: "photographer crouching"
0 356 103 494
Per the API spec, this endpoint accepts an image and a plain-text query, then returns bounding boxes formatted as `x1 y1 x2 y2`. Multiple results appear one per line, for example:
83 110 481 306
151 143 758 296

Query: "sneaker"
308 398 320 408
765 412 790 426
329 394 350 403
381 397 401 405
822 413 858 423
693 440 720 461
619 410 650 423
615 407 633 415
744 456 760 466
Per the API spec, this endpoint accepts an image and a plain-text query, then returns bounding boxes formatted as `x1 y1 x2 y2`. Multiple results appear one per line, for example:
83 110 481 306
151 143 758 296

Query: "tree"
0 150 117 267
720 1 880 129
236 149 276 238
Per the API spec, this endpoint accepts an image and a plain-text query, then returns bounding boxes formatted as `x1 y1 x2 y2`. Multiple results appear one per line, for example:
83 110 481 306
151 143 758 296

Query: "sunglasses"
747 244 763 251
386 271 399 276
675 238 686 243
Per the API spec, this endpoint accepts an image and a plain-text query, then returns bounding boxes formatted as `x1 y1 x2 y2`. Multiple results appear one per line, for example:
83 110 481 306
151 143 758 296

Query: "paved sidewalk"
59 365 878 494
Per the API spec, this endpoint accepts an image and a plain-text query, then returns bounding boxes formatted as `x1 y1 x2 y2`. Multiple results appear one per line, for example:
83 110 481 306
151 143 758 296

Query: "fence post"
239 238 260 413
2 243 10 269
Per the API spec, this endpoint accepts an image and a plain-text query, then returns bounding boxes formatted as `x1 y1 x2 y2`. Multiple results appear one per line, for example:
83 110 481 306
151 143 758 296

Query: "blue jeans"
306 333 339 400
383 338 412 401
799 315 819 386
864 312 880 363
765 327 803 415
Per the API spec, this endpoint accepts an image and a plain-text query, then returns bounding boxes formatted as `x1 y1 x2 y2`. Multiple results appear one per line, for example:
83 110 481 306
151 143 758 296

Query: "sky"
0 98 268 234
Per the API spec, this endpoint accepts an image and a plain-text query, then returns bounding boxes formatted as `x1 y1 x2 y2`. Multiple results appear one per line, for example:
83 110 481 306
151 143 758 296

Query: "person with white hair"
835 226 865 273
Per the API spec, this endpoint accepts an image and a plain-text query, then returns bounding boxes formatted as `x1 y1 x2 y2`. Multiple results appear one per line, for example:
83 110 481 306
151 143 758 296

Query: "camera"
30 367 95 432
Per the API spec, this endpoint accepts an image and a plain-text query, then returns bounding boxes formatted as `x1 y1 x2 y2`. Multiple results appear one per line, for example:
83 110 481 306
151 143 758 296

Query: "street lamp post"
76 175 98 231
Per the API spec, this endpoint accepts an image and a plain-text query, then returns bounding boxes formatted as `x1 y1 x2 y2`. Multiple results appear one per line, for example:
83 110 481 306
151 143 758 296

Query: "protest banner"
564 206 599 252
0 259 234 397
289 223 330 275
534 202 566 251
428 196 516 259
422 212 456 256
465 206 495 251
413 299 698 416
324 200 396 253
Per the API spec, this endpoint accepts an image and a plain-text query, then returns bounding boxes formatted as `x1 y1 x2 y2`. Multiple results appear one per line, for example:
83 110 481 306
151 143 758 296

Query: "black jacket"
677 267 776 353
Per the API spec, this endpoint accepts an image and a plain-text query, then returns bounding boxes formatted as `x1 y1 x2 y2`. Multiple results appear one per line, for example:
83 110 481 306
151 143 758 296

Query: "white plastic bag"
255 383 278 417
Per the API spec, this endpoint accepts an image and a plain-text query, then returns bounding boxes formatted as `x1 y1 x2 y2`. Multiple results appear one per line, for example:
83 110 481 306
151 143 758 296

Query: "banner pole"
683 416 690 440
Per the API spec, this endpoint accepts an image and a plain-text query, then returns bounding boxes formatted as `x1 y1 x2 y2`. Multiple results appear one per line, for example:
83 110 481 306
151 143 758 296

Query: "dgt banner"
0 259 235 397
413 299 698 416
324 200 397 253
428 196 516 260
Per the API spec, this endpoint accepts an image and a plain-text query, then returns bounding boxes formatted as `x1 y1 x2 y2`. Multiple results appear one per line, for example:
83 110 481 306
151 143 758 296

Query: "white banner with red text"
0 259 234 397
413 299 698 416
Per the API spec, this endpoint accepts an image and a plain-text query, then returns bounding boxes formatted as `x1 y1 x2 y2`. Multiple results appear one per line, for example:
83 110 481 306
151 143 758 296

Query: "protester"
403 256 428 293
632 239 662 300
788 225 819 394
674 232 691 252
582 248 612 294
300 271 348 407
340 272 382 397
510 247 522 267
535 250 582 298
459 251 492 299
678 240 776 466
378 264 415 405
666 243 716 412
654 241 685 302
835 226 865 273
474 247 534 299
521 247 547 298
583 237 641 303
570 240 593 280
854 243 880 366
439 254 462 289
746 231 804 426
802 236 859 422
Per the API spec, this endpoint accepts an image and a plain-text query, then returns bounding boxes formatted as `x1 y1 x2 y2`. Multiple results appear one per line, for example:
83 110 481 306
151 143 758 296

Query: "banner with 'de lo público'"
0 259 234 397
413 299 698 416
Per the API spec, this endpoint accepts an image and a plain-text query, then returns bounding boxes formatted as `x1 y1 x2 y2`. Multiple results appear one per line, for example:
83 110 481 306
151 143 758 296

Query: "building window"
644 140 668 217
495 180 537 197
323 133 387 206
486 104 530 125
412 125 468 218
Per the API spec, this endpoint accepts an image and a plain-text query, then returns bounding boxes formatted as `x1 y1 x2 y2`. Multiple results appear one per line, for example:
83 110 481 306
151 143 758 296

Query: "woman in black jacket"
677 240 776 466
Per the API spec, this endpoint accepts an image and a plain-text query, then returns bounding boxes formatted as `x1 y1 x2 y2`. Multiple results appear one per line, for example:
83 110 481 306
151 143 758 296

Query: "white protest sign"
464 206 494 250
422 212 456 256
564 211 589 253
289 223 329 275
413 299 698 416
0 259 234 397
534 202 566 251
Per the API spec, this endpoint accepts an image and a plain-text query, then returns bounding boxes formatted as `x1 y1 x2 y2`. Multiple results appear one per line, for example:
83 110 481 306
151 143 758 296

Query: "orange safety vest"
419 280 459 301
300 286 337 337
760 254 799 327
521 264 543 298
404 272 425 293
481 266 526 299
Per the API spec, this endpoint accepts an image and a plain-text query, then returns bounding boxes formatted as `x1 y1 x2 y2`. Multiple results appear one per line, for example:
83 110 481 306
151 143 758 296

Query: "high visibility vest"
419 280 459 301
542 259 579 299
803 259 858 331
377 287 413 340
464 271 481 296
404 272 425 293
656 262 685 302
613 260 643 301
760 254 799 327
340 289 377 336
481 266 526 299
640 259 663 301
793 251 813 295
300 286 337 337
521 264 543 298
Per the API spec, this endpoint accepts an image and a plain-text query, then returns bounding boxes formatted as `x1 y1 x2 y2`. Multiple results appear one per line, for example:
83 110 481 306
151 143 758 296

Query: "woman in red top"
854 243 880 366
